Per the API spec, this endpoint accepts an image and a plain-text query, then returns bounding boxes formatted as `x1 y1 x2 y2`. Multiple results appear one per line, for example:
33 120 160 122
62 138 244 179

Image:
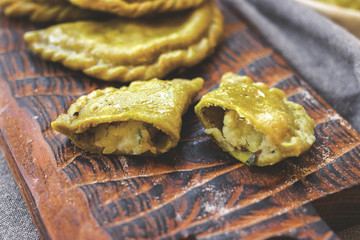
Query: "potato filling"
223 111 263 153
205 110 280 165
90 121 163 155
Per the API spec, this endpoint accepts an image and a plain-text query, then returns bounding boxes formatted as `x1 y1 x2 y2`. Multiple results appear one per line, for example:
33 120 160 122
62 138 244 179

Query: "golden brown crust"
24 0 223 82
0 0 109 23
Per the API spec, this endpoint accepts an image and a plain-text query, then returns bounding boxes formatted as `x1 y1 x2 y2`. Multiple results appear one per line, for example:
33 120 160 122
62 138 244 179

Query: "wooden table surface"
0 2 360 239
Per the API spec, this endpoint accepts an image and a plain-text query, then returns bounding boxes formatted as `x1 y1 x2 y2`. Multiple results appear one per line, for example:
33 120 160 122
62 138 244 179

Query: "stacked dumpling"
1 0 223 83
24 0 223 82
0 0 109 23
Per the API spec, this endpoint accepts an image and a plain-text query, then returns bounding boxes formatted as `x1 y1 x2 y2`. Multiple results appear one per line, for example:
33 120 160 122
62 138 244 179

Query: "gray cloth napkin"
1 0 360 239
0 150 39 239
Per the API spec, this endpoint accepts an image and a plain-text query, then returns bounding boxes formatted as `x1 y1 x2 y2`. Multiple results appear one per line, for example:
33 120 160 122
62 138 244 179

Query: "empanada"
195 73 315 166
0 0 108 23
52 77 204 155
69 0 207 18
24 0 223 82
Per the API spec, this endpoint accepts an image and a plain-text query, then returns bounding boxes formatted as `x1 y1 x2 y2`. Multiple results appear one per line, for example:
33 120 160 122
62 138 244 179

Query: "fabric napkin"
1 0 360 239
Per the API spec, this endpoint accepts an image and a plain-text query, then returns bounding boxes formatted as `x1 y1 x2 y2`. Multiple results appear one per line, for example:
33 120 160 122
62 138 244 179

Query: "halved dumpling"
0 0 109 23
52 77 204 155
195 73 315 166
23 0 223 82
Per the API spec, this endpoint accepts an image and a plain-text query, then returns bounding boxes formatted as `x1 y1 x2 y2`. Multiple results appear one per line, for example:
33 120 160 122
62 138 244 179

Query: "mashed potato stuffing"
91 121 160 155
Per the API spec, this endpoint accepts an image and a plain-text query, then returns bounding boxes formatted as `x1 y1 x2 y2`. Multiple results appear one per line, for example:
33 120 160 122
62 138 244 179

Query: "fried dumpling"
52 77 204 155
69 0 207 18
24 0 223 82
194 73 315 166
0 0 108 23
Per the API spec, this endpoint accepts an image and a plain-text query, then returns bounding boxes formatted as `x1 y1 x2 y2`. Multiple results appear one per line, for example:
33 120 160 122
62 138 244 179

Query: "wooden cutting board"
1 2 360 239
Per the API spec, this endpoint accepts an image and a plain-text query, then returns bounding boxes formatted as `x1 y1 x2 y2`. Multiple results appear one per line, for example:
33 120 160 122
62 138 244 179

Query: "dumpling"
69 0 207 18
194 73 315 166
23 0 223 82
52 77 204 155
0 0 108 23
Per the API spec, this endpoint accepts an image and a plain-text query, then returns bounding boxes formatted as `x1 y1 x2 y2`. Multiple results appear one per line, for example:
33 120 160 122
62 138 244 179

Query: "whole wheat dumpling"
52 77 204 155
195 73 315 166
24 0 223 82
0 0 108 23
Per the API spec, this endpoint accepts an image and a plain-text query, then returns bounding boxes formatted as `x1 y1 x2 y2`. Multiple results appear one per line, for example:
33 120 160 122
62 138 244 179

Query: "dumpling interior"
202 107 280 165
80 121 168 155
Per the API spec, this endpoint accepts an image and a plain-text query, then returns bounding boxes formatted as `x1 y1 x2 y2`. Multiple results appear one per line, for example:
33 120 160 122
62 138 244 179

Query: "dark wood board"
1 1 360 239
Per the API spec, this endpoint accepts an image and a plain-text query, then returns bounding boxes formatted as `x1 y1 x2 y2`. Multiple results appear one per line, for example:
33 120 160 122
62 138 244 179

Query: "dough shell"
0 0 108 23
24 0 223 82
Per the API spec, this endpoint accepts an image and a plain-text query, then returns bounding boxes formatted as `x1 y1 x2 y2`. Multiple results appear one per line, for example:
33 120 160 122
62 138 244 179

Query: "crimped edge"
70 0 207 18
0 0 108 23
24 0 224 82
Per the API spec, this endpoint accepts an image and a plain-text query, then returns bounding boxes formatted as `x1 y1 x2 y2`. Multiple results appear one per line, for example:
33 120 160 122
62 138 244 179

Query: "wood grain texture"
0 1 359 239
312 184 360 232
